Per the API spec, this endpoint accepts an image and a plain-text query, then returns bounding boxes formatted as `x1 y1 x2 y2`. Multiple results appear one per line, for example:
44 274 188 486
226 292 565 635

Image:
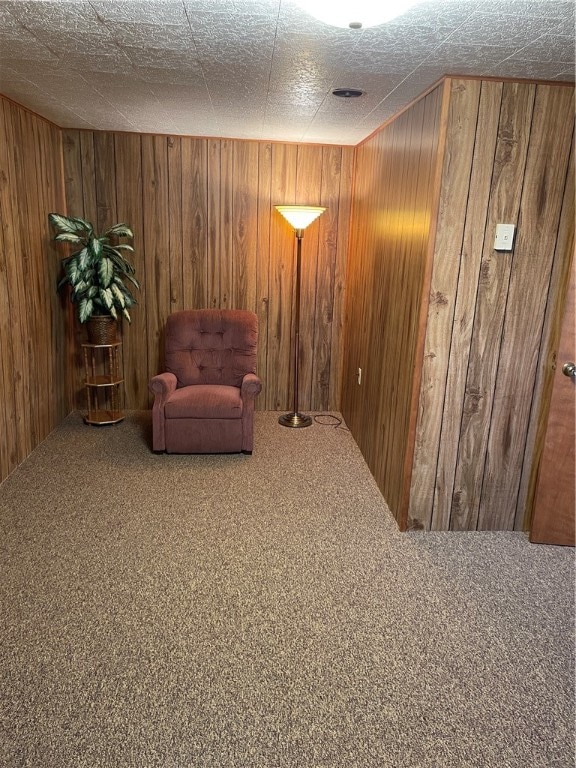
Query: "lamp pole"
275 205 326 428
279 228 309 427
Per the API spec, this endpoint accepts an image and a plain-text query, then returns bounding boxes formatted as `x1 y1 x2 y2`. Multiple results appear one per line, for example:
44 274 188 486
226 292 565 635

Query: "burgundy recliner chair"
149 309 261 454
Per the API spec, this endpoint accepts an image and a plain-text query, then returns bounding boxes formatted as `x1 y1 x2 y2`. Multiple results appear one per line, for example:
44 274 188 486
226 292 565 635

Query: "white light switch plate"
494 223 516 251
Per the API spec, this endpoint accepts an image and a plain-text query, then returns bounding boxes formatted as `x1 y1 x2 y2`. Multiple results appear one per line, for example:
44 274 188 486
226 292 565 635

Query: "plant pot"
87 315 118 345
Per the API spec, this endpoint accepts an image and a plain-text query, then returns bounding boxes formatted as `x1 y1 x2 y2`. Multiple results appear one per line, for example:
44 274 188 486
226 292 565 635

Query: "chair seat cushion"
164 384 243 420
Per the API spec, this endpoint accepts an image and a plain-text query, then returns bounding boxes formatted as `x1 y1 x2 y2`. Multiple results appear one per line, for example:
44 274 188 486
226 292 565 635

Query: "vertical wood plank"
232 141 259 311
450 82 536 530
220 140 233 309
181 137 208 308
363 115 402 485
341 138 383 440
409 79 481 529
256 142 272 408
46 121 69 423
478 85 574 529
60 129 85 408
312 145 342 410
93 132 117 233
431 81 503 530
167 135 184 313
207 140 221 308
328 145 354 411
35 117 57 430
61 130 84 219
142 135 171 381
399 81 451 530
15 107 42 447
0 99 18 476
28 112 51 434
114 132 148 408
80 132 97 227
44 120 70 423
5 103 35 459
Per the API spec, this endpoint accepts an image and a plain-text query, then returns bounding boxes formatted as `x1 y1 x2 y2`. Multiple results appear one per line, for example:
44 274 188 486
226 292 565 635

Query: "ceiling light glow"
294 0 419 29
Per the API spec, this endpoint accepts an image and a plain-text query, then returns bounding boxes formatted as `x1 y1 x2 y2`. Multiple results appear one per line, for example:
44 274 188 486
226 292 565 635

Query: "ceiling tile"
89 0 189 25
0 0 572 145
508 35 575 63
110 22 194 51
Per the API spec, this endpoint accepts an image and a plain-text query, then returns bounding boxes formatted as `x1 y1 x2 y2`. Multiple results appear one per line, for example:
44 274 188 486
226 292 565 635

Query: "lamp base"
278 412 313 428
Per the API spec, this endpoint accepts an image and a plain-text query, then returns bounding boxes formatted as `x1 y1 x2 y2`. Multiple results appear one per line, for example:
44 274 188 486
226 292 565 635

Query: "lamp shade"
275 205 326 231
293 0 418 28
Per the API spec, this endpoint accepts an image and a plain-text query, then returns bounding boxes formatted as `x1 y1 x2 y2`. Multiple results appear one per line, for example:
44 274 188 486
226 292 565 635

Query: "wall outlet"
357 367 362 385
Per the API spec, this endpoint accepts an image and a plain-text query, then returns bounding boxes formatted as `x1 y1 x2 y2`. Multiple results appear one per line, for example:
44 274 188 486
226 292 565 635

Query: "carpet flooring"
0 410 573 768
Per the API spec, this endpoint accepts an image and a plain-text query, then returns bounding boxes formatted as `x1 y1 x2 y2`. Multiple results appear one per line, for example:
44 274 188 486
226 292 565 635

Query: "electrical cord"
313 414 349 431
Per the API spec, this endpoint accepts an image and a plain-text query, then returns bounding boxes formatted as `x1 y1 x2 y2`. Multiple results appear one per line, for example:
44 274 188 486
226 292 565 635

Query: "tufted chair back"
165 309 258 388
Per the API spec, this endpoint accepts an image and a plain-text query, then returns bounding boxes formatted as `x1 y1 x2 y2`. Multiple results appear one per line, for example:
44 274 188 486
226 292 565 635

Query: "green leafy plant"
48 213 140 323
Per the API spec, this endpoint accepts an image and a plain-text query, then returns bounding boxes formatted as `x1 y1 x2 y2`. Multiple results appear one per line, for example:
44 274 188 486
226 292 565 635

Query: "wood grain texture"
181 138 208 309
232 141 259 312
517 138 575 531
167 136 184 313
0 96 68 484
142 135 171 383
328 145 354 411
295 144 323 410
220 141 234 310
409 80 482 529
450 82 536 530
114 132 148 408
0 99 18 477
431 81 503 530
400 79 451 530
406 80 574 531
256 142 272 401
478 85 575 530
267 144 298 410
313 145 349 410
341 85 445 524
61 132 353 414
529 255 575 545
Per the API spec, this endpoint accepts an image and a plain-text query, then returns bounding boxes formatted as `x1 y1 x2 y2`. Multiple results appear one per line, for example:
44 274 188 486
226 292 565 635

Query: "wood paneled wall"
409 79 574 531
0 96 69 484
62 131 354 412
340 83 448 526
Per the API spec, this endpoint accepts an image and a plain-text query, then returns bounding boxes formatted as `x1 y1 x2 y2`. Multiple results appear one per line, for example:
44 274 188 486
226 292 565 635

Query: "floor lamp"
275 204 326 428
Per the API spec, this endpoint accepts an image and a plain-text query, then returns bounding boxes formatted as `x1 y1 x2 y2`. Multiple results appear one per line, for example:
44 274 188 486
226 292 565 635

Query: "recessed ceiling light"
332 88 364 98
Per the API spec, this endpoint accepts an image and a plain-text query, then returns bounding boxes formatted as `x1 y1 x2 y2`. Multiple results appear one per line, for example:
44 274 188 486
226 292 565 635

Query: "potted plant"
48 213 140 343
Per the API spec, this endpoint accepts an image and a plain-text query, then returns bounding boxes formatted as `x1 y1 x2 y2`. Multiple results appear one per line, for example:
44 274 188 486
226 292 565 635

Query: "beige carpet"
0 410 573 767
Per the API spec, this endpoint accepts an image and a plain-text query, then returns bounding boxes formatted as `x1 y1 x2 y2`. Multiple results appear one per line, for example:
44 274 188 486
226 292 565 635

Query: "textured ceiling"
0 0 573 145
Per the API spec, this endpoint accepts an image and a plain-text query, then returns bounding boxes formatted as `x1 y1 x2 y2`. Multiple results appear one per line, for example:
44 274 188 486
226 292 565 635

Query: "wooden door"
530 258 575 546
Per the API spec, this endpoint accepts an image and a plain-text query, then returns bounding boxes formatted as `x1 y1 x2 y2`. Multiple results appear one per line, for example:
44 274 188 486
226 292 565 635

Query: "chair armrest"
240 373 261 453
241 373 262 398
149 372 177 402
148 373 177 453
